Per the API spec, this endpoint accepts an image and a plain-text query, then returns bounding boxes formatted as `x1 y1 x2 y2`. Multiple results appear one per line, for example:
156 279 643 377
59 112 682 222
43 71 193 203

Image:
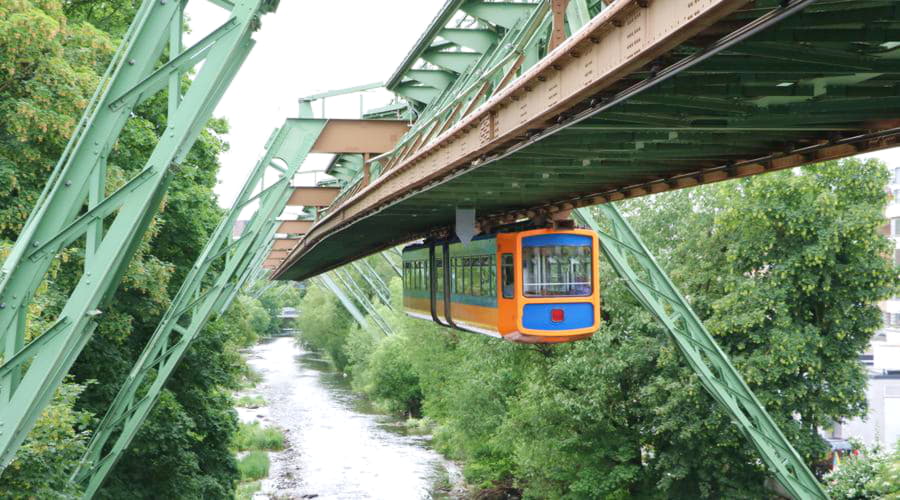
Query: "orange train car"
401 228 600 343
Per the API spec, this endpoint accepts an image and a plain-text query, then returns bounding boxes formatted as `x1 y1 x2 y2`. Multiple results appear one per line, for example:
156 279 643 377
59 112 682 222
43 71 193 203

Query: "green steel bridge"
2 0 900 498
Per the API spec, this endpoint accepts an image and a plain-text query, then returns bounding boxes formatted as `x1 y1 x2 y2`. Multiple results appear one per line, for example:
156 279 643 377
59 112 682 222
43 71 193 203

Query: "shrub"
235 395 267 409
237 451 270 481
234 423 285 451
824 441 900 499
235 480 261 500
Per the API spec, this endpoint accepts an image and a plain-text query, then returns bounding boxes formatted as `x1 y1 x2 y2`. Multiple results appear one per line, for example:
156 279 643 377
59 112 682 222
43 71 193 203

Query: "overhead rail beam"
274 0 900 282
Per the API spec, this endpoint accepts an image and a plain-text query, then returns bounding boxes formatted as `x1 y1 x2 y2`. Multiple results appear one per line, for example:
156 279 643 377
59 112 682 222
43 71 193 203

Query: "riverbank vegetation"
234 423 286 452
297 158 900 498
237 451 271 482
0 1 298 497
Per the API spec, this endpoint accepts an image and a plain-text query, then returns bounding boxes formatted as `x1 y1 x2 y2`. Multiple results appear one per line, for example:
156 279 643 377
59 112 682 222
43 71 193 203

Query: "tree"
334 158 896 498
0 0 249 497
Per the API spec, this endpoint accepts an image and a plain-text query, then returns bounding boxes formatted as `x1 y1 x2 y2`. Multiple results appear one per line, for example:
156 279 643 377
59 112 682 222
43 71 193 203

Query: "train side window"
501 254 514 299
471 258 477 296
488 257 497 297
450 258 456 294
463 257 470 295
436 259 443 292
480 257 489 297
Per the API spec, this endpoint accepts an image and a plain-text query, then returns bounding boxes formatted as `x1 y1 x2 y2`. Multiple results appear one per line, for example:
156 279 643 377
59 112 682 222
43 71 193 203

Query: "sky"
184 0 445 209
185 1 900 210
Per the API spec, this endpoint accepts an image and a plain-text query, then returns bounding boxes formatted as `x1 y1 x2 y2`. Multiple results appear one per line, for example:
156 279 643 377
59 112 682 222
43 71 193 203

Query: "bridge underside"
277 0 900 281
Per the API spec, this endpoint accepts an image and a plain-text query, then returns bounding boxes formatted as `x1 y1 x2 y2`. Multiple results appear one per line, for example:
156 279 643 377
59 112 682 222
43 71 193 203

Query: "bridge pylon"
0 0 278 472
72 118 326 497
574 206 827 500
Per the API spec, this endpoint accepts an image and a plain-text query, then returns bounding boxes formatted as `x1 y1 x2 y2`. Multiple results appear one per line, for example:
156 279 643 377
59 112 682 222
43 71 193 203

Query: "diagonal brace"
574 206 827 500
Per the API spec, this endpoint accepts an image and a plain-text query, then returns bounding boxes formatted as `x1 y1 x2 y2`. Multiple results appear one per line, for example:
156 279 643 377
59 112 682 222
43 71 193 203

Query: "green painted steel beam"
394 83 442 104
333 269 392 336
406 69 457 91
317 274 370 330
461 1 537 29
0 0 276 470
574 206 827 500
422 50 482 74
73 119 325 498
351 261 392 308
439 28 497 52
385 0 469 90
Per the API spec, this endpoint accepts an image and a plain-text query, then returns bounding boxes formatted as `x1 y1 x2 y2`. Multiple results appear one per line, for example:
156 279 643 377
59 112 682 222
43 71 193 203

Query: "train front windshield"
522 234 593 297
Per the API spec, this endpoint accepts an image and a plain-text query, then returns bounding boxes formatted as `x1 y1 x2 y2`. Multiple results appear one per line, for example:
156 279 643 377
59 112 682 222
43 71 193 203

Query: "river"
238 337 461 500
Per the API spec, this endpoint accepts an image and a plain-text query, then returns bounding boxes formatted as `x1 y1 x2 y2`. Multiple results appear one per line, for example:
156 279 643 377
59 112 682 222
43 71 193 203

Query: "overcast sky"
185 1 900 210
184 1 445 208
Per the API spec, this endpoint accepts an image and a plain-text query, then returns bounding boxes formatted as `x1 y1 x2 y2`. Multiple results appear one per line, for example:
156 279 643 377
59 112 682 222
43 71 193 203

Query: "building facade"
832 166 900 449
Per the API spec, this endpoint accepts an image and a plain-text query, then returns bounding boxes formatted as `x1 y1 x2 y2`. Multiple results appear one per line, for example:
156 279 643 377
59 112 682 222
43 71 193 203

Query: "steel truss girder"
332 269 392 336
0 0 276 470
316 274 370 331
73 119 324 497
574 206 826 500
350 261 392 308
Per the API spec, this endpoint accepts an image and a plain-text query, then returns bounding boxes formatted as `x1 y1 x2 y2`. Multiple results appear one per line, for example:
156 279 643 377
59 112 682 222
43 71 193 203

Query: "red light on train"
551 308 564 323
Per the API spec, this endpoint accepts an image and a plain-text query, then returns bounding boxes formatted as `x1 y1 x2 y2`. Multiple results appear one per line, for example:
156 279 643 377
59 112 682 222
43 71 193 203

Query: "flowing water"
238 337 461 500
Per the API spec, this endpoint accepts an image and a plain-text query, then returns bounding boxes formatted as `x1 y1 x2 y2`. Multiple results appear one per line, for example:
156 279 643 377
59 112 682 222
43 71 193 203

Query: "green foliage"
357 332 423 416
235 480 262 500
237 451 270 481
249 281 301 337
825 442 900 499
0 1 263 498
233 423 285 452
296 281 354 371
235 395 267 409
0 381 92 499
295 158 896 497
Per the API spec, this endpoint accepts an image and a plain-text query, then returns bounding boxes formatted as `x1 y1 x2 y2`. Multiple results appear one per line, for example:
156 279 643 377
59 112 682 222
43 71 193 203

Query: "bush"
235 480 261 500
235 395 267 409
363 335 423 416
825 441 900 499
237 451 270 481
233 423 285 451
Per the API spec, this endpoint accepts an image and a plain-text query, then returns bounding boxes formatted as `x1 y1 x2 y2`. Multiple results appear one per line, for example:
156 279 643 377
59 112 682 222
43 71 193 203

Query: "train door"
496 233 518 334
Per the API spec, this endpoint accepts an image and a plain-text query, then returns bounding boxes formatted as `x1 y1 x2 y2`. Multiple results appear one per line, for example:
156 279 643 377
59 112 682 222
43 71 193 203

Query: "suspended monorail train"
401 228 600 343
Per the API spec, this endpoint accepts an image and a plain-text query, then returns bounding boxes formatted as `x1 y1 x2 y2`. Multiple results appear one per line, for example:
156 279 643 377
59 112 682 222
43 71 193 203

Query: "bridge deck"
276 0 900 281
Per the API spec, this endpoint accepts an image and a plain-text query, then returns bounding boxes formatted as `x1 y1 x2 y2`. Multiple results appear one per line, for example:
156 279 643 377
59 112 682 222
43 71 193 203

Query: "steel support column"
574 206 826 500
316 274 370 331
72 119 324 497
351 261 392 308
332 269 392 336
0 0 278 470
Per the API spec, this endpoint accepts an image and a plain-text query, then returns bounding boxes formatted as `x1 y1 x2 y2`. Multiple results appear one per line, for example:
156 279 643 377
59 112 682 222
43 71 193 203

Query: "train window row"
451 256 496 298
404 260 429 291
403 256 497 298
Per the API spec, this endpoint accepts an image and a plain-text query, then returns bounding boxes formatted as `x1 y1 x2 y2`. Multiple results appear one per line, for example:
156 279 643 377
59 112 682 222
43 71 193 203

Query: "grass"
235 480 261 500
238 451 270 481
234 422 285 451
238 370 263 390
235 395 267 409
